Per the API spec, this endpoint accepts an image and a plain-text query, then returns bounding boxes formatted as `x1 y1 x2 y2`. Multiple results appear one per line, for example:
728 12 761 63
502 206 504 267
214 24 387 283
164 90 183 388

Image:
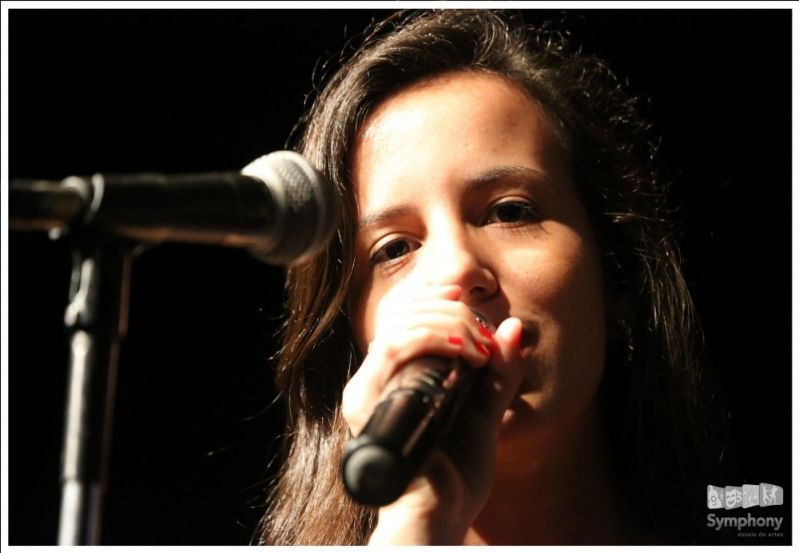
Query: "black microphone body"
342 354 485 507
10 151 336 264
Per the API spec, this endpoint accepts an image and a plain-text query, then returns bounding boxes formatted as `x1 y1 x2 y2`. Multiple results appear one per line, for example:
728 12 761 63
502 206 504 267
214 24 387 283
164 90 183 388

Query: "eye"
484 200 540 224
370 237 419 265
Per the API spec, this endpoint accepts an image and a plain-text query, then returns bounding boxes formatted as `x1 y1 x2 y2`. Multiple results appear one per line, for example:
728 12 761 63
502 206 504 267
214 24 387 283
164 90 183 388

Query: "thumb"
494 316 523 355
473 317 525 427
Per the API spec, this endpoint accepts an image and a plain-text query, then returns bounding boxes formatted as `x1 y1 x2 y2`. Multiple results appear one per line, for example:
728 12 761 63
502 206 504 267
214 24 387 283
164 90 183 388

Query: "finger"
373 297 468 338
379 312 496 364
418 283 462 301
381 284 462 311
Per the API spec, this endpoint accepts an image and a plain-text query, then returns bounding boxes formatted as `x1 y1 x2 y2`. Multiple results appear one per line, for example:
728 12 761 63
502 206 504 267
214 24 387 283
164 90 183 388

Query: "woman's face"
350 71 608 445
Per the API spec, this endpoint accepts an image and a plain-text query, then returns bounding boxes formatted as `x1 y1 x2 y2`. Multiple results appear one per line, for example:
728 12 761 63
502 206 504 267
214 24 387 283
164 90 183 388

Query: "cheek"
510 228 606 333
548 246 606 340
560 259 607 376
348 244 396 355
350 262 427 353
513 233 608 411
350 274 391 355
351 290 376 355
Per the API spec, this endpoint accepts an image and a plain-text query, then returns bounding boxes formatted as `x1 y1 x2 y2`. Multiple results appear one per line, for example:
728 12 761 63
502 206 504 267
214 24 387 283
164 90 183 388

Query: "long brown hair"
258 10 722 544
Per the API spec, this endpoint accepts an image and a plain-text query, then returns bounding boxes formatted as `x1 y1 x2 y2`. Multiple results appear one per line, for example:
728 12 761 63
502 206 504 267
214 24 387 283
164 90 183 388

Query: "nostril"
465 277 498 304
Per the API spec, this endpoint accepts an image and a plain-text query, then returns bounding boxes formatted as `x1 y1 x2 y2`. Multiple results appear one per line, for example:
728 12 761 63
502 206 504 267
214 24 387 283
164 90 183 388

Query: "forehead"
351 71 562 208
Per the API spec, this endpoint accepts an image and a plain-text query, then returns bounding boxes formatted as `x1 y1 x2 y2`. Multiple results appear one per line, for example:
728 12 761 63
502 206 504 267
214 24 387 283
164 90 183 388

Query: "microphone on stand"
10 150 336 265
10 151 337 544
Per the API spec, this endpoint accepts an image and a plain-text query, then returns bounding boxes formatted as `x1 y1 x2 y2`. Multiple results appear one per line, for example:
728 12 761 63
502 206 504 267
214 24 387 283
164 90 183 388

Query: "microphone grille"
242 151 337 265
272 157 313 211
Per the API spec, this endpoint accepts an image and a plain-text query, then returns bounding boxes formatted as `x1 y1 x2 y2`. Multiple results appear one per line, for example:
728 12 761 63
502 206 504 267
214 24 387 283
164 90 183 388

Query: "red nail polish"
475 342 491 356
478 325 493 339
448 335 464 345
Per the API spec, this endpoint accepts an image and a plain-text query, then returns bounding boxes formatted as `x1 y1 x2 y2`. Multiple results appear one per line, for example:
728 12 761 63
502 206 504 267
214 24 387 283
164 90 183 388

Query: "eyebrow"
467 165 550 188
356 205 416 233
355 165 550 233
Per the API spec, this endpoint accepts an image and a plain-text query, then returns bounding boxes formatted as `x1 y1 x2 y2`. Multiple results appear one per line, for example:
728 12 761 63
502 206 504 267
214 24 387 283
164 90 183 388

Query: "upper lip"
470 307 496 333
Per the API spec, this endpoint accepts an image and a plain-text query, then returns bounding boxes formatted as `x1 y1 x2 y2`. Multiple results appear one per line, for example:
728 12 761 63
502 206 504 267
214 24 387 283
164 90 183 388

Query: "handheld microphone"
342 312 493 507
10 151 336 265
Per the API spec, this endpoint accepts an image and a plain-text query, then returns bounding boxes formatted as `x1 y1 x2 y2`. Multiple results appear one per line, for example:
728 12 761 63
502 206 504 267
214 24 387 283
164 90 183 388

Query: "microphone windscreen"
241 151 337 265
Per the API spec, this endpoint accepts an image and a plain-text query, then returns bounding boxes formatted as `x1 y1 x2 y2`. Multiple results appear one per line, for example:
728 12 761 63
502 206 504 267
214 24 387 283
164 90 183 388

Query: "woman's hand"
341 284 525 544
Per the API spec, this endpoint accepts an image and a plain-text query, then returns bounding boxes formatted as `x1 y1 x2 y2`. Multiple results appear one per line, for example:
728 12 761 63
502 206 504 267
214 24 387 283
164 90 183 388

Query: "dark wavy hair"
257 10 723 545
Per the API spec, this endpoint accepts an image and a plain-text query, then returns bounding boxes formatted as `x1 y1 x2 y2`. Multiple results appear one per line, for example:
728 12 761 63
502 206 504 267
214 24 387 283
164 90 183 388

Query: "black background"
8 9 791 545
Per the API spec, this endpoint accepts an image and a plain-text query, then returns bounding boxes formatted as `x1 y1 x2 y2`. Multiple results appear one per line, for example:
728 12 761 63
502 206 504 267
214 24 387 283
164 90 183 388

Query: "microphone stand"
11 152 332 543
56 234 139 545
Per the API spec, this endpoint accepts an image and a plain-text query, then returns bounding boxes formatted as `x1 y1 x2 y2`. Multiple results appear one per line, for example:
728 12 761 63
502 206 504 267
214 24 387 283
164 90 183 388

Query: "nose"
421 227 497 303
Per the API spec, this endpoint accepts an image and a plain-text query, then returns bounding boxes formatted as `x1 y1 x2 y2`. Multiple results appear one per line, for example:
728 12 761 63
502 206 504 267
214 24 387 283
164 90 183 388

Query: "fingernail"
475 342 491 356
448 335 464 345
478 325 493 339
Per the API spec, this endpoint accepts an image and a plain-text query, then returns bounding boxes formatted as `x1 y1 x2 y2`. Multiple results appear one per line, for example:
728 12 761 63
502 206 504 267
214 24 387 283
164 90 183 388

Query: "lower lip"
520 324 538 347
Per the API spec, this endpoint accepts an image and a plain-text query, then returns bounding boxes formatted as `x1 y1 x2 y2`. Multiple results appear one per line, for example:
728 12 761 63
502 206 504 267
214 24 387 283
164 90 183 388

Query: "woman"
258 10 723 544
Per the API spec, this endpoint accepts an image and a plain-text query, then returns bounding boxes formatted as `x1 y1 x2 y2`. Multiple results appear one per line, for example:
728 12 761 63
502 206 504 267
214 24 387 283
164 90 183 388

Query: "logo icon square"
707 485 725 509
742 484 759 508
760 483 783 507
724 486 743 510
